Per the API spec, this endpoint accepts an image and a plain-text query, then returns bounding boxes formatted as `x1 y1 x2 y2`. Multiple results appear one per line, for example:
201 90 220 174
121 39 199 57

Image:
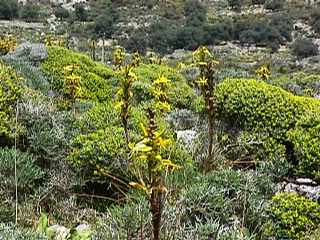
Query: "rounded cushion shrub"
287 113 320 181
215 78 320 179
215 79 306 138
269 192 320 240
0 61 23 142
41 46 114 102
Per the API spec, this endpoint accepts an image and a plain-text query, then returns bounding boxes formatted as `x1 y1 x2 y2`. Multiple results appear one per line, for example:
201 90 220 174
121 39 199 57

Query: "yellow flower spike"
129 182 149 194
196 76 208 86
154 75 170 85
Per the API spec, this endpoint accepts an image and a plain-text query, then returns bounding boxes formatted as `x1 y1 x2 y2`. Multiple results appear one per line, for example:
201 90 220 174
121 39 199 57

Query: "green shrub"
132 64 198 110
269 192 320 240
0 61 23 142
41 47 114 102
0 0 18 20
287 113 320 180
19 2 40 22
0 147 44 194
0 223 46 239
215 79 304 138
3 57 50 94
270 72 320 97
215 78 320 179
265 0 284 11
19 94 75 166
181 169 273 237
291 39 319 59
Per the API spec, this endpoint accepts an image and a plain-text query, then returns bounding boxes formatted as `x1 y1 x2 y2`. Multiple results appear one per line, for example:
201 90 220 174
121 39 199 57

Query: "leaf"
36 213 49 234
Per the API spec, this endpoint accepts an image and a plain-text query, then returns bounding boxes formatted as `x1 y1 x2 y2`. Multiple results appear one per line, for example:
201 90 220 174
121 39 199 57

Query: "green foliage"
69 126 127 172
54 7 70 21
3 57 50 94
91 0 117 38
269 193 320 240
41 47 114 102
215 79 302 138
287 113 320 181
181 169 273 237
270 72 320 96
94 196 151 239
0 147 44 194
19 2 40 22
265 0 284 11
132 64 197 110
0 223 47 239
215 78 320 179
19 93 75 165
292 38 319 59
228 0 243 10
0 61 23 141
74 3 88 22
0 0 18 20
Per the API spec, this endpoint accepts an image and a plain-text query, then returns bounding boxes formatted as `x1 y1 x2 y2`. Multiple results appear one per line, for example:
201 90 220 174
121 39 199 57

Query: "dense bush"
181 169 273 238
132 64 198 110
19 93 75 166
265 0 284 11
269 193 320 239
54 7 70 21
0 61 23 142
0 0 18 20
3 57 50 94
291 39 319 59
19 2 40 22
41 47 114 102
74 3 88 22
0 35 17 55
288 113 320 181
0 147 44 194
215 79 320 179
270 72 320 97
0 223 46 239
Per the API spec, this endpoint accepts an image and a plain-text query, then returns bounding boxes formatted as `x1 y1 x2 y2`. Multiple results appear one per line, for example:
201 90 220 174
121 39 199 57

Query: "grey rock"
296 178 317 185
46 225 70 240
279 180 320 201
75 223 91 232
29 43 48 62
10 42 48 62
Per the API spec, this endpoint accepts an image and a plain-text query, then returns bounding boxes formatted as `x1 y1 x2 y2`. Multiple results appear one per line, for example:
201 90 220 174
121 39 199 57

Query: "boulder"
277 179 320 201
46 225 70 240
9 42 48 62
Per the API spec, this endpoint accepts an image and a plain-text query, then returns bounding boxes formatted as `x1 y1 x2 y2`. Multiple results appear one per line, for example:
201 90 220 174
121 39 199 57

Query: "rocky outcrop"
277 178 320 201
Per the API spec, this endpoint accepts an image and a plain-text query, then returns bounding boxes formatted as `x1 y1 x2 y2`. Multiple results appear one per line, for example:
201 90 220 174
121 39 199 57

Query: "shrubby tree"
251 0 266 4
19 2 40 22
292 38 319 58
228 0 243 11
54 7 70 21
310 8 320 34
74 3 88 21
92 1 117 38
0 0 18 20
265 0 284 11
148 20 178 54
122 28 148 54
